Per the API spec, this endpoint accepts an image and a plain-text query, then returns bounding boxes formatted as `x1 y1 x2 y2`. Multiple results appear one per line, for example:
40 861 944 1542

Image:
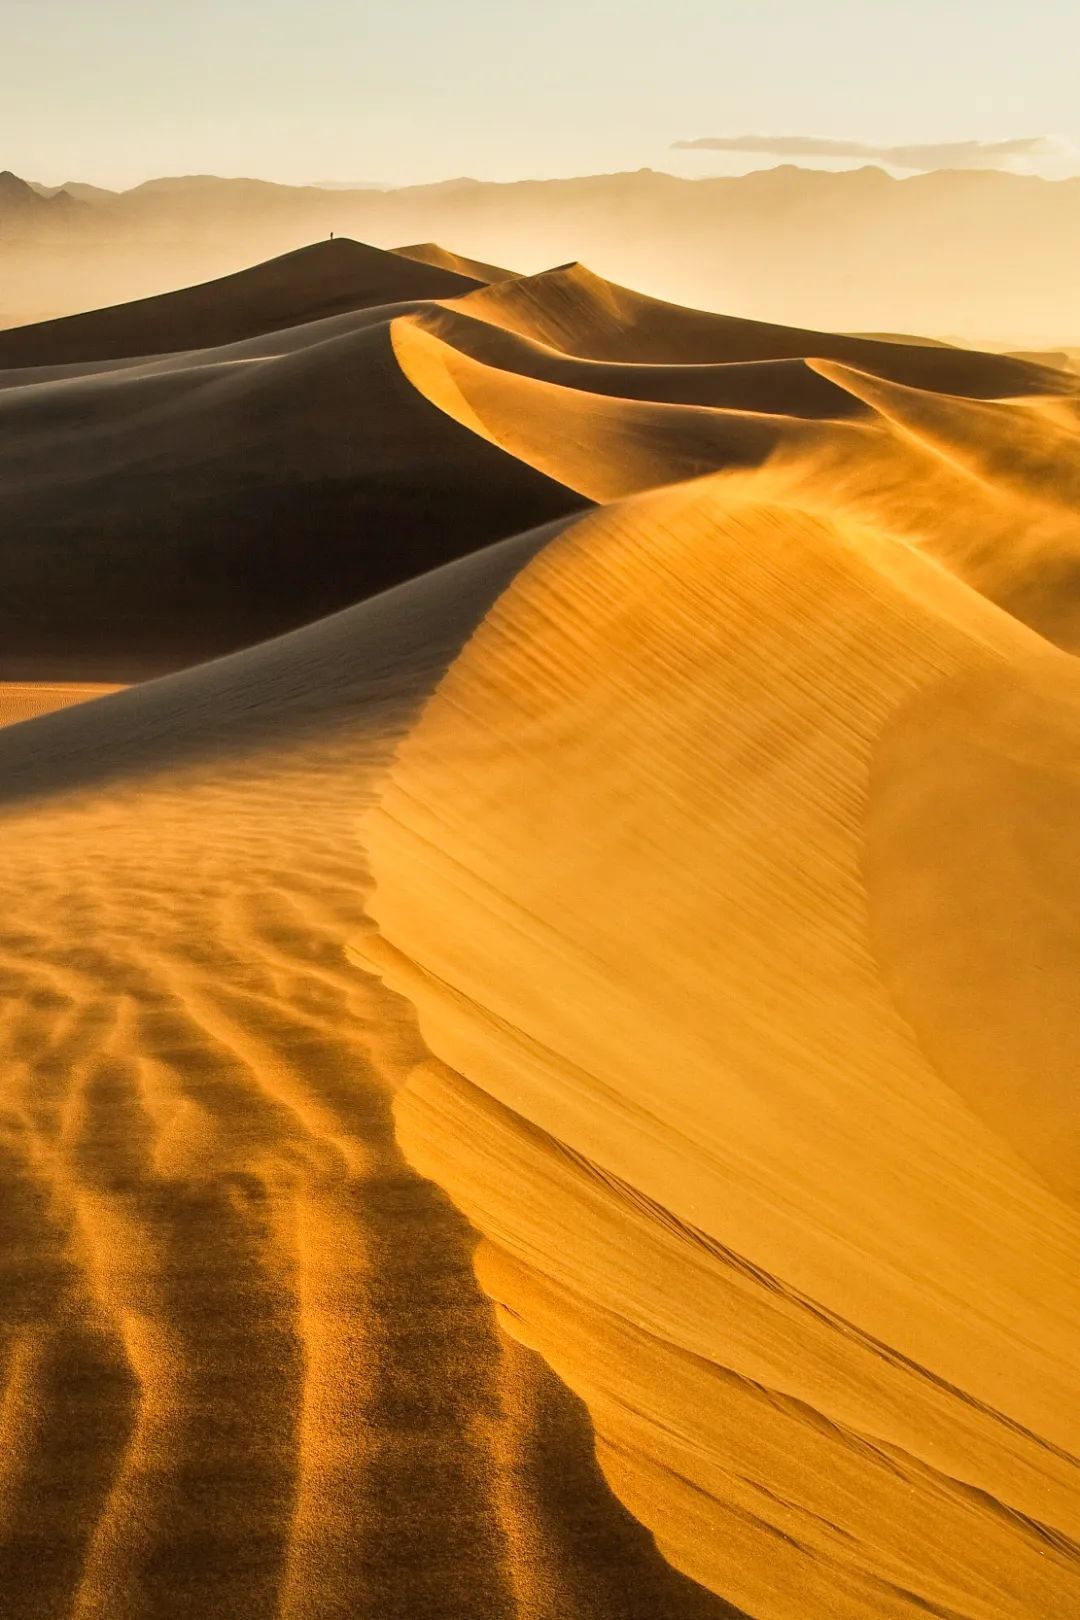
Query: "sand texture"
0 239 1077 1618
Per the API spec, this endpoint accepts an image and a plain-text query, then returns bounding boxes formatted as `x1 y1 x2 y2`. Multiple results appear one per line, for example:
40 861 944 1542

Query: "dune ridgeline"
0 237 1078 1619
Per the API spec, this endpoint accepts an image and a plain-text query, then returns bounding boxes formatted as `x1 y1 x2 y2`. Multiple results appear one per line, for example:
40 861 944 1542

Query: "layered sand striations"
0 242 1078 1618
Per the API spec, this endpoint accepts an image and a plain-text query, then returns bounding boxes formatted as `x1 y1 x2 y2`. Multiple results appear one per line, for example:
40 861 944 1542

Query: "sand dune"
6 247 1073 680
391 315 872 499
449 263 1069 395
0 293 583 678
393 242 517 283
391 309 1080 650
404 303 872 414
358 476 1080 1619
0 241 1078 1618
0 238 482 367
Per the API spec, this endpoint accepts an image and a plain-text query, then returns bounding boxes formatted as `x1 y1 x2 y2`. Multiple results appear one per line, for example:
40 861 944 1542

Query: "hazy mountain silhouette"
3 165 1080 337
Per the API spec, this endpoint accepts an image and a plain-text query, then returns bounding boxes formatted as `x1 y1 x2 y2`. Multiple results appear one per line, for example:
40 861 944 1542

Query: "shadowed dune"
5 251 1074 682
0 239 483 367
0 240 1078 1619
0 316 584 679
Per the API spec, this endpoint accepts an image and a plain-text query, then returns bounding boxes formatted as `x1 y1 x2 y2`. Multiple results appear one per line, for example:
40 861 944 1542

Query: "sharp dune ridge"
392 242 519 284
0 235 1078 1619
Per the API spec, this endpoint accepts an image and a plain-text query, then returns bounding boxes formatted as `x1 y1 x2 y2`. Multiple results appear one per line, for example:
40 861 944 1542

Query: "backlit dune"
0 239 1077 1618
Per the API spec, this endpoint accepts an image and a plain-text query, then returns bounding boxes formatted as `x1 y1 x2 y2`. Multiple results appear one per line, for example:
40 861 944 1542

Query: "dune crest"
0 238 483 367
392 242 517 283
359 476 1080 1618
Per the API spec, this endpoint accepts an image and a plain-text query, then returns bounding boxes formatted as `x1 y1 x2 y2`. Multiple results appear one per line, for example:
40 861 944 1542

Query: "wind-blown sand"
0 239 1077 1618
392 242 517 284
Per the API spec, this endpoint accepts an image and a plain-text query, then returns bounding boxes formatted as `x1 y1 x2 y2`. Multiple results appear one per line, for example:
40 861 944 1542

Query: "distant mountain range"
3 164 1080 340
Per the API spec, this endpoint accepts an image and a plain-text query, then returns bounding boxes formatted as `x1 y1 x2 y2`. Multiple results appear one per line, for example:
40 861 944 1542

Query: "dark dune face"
0 238 482 367
0 250 586 679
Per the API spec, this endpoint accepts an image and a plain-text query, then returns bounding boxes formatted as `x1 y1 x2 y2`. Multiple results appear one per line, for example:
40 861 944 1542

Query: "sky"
5 0 1080 190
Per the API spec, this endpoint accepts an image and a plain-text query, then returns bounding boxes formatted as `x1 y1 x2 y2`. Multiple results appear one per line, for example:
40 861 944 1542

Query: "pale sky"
5 0 1080 190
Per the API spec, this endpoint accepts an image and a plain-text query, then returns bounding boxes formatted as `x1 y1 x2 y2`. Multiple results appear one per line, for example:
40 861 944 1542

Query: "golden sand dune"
358 476 1080 1619
5 249 1072 681
0 238 483 368
450 263 1069 395
391 314 870 499
393 313 1080 649
393 242 517 284
1 242 1078 1618
404 303 871 414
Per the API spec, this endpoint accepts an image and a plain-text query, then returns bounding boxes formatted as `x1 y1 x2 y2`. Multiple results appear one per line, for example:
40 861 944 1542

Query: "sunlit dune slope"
0 681 121 729
393 242 517 283
0 527 738 1620
392 315 862 500
394 312 1080 650
0 317 584 679
451 262 1069 396
359 474 1080 1620
405 303 870 414
0 238 482 367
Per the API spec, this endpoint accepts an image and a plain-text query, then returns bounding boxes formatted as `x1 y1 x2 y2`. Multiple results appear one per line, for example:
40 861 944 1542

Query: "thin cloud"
670 135 1066 171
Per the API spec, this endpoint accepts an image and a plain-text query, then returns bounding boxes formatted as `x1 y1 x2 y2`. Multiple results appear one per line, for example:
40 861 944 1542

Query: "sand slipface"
0 239 1078 1618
